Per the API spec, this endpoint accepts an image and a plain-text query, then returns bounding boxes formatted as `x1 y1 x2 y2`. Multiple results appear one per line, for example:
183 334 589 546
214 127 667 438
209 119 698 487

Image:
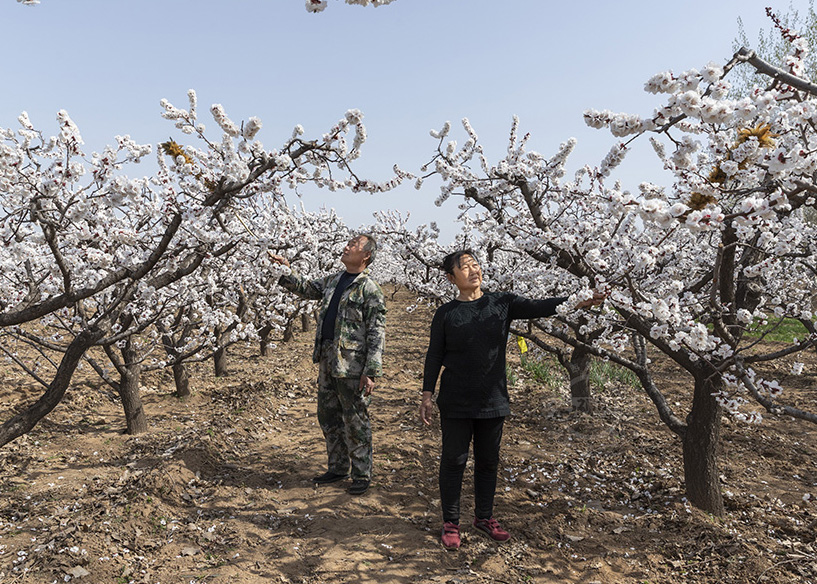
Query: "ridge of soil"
1 288 816 583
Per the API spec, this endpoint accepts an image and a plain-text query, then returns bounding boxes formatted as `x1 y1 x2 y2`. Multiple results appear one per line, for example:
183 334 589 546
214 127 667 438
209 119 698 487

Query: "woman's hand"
576 290 607 309
419 391 435 426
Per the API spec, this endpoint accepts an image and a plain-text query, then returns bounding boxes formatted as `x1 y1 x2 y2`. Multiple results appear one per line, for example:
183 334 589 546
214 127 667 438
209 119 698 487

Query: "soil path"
1 289 815 583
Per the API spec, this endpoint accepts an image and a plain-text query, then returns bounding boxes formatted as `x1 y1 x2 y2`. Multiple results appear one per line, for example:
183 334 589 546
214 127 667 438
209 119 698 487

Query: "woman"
419 250 604 549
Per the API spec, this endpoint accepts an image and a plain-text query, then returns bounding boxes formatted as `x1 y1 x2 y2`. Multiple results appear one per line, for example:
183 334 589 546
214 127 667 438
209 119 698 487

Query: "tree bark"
301 311 310 332
0 328 104 448
258 324 273 356
117 341 148 435
213 347 228 377
160 333 192 398
213 324 228 377
283 319 295 343
172 361 191 399
682 374 724 516
566 346 593 413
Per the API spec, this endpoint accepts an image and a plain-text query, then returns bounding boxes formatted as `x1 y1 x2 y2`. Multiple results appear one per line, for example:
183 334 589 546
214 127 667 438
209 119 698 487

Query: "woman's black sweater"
422 291 566 418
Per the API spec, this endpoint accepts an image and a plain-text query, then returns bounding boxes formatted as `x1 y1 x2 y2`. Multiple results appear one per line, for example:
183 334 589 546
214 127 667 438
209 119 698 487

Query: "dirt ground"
1 289 816 584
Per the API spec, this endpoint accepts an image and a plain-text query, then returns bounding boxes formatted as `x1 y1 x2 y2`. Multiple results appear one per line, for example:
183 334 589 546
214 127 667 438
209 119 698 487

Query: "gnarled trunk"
258 324 273 356
160 332 191 398
566 346 592 413
0 328 104 448
172 361 191 399
213 346 228 377
283 319 295 343
213 325 228 377
682 374 724 516
117 341 148 435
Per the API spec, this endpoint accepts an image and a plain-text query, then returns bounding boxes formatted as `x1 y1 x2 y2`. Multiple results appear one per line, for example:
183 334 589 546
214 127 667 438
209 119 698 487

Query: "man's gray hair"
359 233 377 266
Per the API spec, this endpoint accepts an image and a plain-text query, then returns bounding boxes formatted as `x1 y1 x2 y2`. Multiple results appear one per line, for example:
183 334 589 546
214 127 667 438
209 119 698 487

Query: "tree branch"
734 358 817 424
736 47 817 97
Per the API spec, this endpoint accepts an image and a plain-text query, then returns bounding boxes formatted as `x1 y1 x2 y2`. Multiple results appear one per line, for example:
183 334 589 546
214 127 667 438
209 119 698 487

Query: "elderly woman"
420 249 604 549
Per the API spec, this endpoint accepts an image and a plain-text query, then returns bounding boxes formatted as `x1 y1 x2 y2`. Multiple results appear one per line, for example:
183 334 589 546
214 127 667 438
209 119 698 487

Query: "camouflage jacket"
279 269 386 379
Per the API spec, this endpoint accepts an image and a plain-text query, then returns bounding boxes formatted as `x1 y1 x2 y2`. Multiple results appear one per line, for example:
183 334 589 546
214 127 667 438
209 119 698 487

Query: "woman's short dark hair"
441 249 476 275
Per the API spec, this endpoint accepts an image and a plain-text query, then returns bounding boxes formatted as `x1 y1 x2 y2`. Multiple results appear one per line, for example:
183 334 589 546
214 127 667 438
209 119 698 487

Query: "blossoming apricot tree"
418 44 817 515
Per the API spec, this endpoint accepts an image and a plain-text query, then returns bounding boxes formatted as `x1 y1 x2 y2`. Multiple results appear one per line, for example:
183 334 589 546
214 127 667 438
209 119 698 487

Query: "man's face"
341 236 371 269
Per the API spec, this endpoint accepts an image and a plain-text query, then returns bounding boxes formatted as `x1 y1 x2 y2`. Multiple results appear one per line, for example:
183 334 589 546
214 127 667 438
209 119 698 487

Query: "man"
269 234 386 495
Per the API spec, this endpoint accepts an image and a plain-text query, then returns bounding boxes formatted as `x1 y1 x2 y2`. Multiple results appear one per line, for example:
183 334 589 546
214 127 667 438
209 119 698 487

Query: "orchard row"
1 41 816 516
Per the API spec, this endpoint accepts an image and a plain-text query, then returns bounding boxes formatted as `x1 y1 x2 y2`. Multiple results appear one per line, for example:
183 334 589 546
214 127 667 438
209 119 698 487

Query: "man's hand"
359 374 375 397
267 251 290 267
419 391 434 426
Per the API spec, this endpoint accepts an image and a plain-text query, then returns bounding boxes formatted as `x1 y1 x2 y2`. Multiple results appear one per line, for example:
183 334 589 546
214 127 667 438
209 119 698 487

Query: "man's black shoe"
348 480 370 495
312 471 349 484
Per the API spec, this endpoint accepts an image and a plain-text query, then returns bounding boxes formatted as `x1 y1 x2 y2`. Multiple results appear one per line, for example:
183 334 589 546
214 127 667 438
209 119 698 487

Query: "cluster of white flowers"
305 0 397 13
242 117 263 141
583 109 655 137
210 104 241 138
598 143 628 178
159 92 198 135
55 110 84 155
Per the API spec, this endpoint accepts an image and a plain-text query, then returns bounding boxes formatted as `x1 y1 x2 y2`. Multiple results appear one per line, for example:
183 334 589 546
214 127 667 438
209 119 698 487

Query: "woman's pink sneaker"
473 517 510 542
441 521 461 549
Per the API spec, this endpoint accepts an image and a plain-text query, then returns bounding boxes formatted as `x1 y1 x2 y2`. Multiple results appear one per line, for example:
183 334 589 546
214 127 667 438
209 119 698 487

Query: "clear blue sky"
0 0 807 239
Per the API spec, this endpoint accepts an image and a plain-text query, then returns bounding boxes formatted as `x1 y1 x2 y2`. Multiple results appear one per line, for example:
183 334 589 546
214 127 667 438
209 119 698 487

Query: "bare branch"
734 358 817 423
736 47 817 97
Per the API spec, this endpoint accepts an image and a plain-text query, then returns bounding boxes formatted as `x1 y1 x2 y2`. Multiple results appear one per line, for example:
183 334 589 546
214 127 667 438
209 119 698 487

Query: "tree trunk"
0 328 103 448
159 330 192 398
213 325 228 377
172 361 191 398
682 374 724 516
283 319 295 343
118 341 148 435
214 346 228 377
566 346 593 413
301 311 310 332
258 324 273 356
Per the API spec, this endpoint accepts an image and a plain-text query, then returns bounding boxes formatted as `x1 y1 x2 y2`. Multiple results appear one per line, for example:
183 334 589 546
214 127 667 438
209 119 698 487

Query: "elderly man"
269 234 386 495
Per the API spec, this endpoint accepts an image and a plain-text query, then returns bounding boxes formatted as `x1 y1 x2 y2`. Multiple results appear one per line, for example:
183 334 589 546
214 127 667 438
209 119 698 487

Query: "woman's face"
447 254 482 293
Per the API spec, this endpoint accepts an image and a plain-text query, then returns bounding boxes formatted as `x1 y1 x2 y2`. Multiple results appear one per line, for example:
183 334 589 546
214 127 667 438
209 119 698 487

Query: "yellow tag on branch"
517 336 528 353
